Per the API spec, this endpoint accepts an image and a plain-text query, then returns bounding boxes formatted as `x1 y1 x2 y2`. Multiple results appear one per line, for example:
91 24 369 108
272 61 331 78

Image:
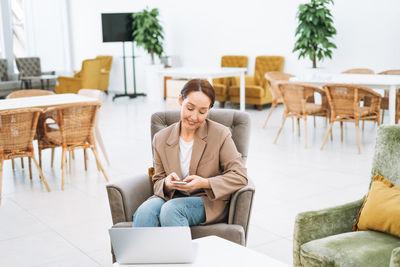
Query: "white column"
0 0 14 73
239 71 245 111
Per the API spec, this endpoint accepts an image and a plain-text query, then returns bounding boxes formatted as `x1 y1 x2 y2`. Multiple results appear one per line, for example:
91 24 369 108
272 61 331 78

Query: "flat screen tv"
101 13 133 42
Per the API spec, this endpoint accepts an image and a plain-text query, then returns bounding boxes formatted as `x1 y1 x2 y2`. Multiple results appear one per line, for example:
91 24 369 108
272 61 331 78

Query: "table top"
291 73 400 88
113 236 289 267
158 67 247 79
0 93 99 111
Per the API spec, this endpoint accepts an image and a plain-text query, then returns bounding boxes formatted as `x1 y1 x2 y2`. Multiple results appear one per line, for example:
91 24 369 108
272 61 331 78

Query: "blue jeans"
133 197 206 227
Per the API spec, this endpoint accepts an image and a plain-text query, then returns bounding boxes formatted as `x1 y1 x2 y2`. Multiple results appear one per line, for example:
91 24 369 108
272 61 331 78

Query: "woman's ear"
178 94 183 106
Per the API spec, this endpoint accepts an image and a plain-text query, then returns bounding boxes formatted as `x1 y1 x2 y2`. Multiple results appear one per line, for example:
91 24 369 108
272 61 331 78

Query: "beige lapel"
189 120 208 175
165 122 183 179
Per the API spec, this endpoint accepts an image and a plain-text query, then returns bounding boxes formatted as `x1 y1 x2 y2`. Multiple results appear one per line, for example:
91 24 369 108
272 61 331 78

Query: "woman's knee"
159 199 187 226
133 197 165 227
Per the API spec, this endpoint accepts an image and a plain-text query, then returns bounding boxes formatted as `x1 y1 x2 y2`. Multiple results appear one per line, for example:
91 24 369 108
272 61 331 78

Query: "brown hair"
180 79 215 108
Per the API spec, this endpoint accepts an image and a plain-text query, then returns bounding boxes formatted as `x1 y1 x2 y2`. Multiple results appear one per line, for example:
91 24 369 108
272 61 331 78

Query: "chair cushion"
353 174 400 238
213 83 227 95
305 103 324 114
300 231 400 267
228 85 264 98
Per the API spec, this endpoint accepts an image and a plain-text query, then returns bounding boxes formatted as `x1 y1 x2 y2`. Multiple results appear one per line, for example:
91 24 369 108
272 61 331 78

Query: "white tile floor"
0 93 379 266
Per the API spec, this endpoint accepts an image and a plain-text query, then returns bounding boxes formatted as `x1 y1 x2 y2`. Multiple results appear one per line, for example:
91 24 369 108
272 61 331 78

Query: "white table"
159 67 247 111
0 93 99 110
291 73 400 124
113 236 289 267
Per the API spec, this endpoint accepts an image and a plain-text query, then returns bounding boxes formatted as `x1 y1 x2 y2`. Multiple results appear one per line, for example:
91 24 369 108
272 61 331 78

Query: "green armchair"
294 125 400 267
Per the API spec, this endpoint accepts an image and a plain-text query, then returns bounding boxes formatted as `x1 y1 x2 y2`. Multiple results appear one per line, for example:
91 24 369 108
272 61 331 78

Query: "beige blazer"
152 119 248 225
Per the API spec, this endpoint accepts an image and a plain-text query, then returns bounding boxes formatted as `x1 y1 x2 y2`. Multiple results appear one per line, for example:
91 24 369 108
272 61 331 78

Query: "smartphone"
171 181 187 184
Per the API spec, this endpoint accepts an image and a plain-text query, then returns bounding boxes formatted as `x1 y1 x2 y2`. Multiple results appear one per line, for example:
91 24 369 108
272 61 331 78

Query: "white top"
179 138 193 179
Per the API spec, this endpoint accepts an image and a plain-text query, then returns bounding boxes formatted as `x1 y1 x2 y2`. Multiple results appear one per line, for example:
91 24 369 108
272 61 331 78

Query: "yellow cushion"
229 85 264 98
353 174 400 238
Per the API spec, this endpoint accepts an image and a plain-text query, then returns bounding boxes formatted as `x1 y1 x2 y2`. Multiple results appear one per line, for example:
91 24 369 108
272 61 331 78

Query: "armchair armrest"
293 198 364 267
106 174 153 225
41 71 55 75
391 247 400 267
228 177 255 245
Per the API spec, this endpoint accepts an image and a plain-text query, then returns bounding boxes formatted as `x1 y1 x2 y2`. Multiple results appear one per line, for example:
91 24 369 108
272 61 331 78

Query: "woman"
133 79 247 227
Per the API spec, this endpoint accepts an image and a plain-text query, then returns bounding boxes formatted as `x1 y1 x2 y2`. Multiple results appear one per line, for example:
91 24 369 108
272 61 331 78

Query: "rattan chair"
78 89 110 165
37 102 109 189
342 68 375 74
0 108 50 204
273 82 329 148
321 84 382 154
6 90 56 175
378 70 400 124
213 55 248 107
263 72 295 128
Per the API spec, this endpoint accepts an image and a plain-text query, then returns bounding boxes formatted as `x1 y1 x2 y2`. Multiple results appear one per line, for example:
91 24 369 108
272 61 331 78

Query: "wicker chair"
7 89 55 99
6 90 56 175
213 56 248 107
342 68 375 74
77 89 110 165
273 82 329 148
321 84 382 154
378 70 400 124
263 72 295 128
228 56 284 110
37 102 108 190
0 108 50 204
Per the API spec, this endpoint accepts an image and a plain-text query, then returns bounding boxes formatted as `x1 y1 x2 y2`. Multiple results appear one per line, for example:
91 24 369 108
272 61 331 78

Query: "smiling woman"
132 79 248 227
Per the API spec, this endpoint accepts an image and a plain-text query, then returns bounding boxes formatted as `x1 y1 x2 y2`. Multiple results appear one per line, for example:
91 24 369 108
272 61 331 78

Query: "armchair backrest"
371 126 400 187
254 56 284 89
80 59 102 89
278 81 322 114
324 83 381 119
214 55 248 86
0 59 8 81
15 57 42 77
151 109 250 163
95 55 113 71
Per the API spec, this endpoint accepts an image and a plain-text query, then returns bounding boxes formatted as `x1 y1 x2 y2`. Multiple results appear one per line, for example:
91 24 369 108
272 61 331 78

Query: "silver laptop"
109 227 197 264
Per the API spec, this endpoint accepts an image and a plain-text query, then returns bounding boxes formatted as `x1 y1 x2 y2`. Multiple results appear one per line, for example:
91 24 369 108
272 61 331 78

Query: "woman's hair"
180 79 215 108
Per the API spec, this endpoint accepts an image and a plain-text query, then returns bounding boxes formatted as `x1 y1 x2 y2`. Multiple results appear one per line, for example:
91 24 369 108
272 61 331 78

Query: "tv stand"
113 41 146 101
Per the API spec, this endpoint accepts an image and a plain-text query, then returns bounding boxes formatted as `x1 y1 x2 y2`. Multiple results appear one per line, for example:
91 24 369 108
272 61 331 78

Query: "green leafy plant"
132 8 164 64
293 0 337 68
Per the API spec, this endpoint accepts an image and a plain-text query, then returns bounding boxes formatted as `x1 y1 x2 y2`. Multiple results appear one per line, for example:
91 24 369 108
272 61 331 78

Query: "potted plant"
293 0 337 68
132 8 164 64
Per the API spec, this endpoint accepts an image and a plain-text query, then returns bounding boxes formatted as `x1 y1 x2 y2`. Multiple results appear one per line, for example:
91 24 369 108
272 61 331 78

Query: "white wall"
25 0 71 73
33 0 400 94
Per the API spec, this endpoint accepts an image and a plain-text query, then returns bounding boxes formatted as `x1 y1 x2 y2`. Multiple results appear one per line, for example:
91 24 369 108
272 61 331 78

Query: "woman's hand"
173 175 210 193
164 172 181 192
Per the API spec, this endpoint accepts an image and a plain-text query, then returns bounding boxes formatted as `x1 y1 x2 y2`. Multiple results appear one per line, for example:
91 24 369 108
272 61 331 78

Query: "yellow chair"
228 56 284 110
96 56 112 92
55 59 102 94
213 55 248 107
73 56 112 93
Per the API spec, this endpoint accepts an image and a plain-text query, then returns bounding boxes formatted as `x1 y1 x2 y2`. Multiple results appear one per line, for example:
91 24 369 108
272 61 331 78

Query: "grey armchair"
294 125 400 267
106 109 255 260
15 57 55 77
